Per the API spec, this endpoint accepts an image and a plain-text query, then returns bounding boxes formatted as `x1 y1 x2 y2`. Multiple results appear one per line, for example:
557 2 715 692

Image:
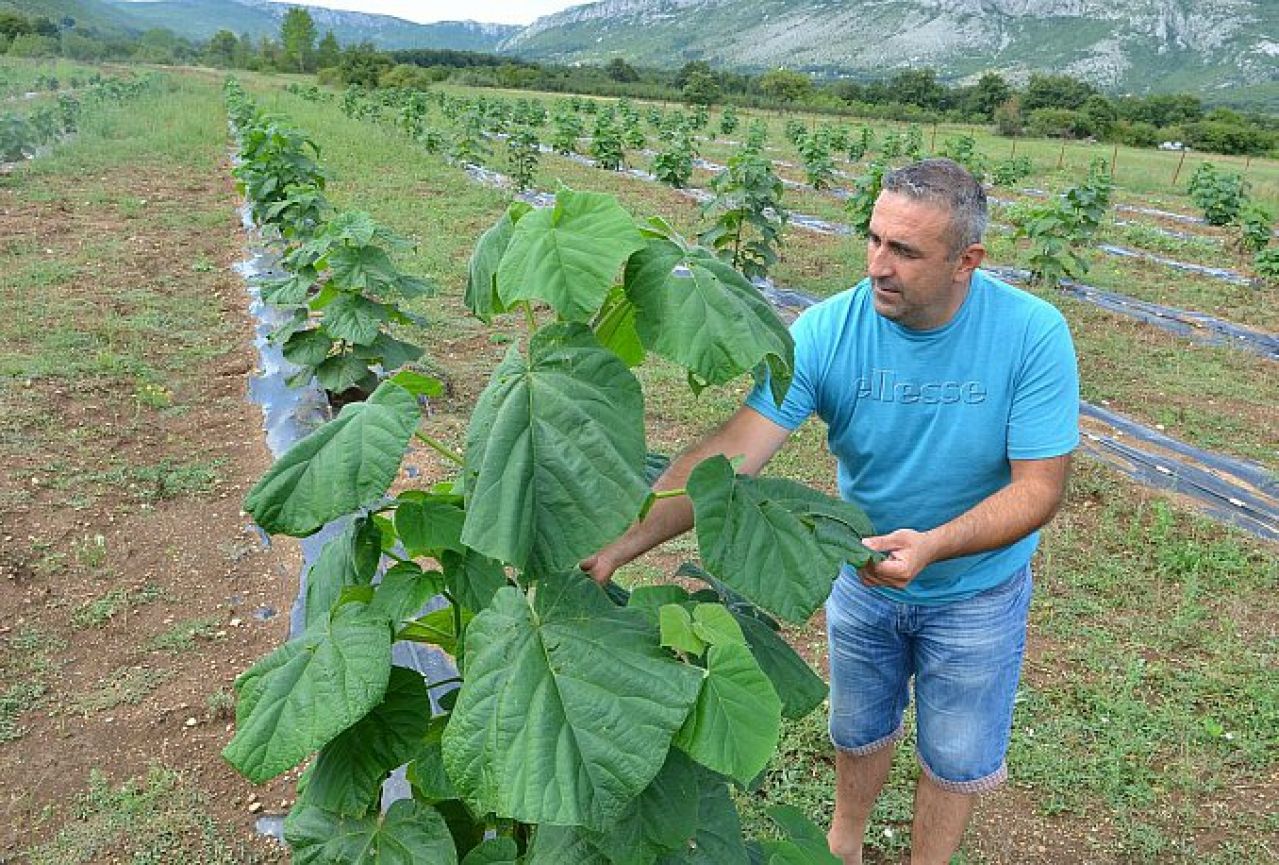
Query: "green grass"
0 626 67 744
23 765 282 865
146 616 223 654
71 584 165 629
69 665 174 715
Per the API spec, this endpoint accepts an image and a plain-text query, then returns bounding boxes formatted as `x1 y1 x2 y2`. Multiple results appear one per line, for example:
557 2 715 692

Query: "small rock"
185 717 198 728
248 801 263 814
229 617 242 627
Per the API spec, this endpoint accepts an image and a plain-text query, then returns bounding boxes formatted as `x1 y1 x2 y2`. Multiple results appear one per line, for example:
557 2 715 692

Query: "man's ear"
955 242 985 277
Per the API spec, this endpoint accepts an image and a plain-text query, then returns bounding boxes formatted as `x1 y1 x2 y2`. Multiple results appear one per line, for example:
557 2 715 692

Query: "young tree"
758 68 812 107
280 7 316 73
682 70 721 106
234 32 255 68
605 57 639 83
205 29 238 67
315 30 340 70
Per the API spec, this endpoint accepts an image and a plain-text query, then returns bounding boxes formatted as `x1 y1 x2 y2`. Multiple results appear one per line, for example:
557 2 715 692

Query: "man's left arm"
859 455 1072 589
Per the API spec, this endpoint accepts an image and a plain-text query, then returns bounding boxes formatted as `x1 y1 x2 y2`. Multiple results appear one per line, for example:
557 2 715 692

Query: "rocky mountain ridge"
499 0 1279 93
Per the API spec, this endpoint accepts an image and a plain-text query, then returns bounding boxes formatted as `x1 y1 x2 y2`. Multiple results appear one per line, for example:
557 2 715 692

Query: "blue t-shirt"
745 269 1079 605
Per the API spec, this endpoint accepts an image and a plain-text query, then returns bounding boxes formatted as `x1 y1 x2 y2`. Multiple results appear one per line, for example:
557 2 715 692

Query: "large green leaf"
328 244 400 293
656 768 749 865
674 643 781 785
286 799 457 865
315 353 376 394
283 327 336 368
300 666 434 816
758 806 841 865
406 718 458 803
223 603 394 783
245 380 419 536
735 614 826 720
589 749 700 865
321 293 389 345
526 749 702 865
395 494 467 557
441 547 508 613
624 239 792 396
687 456 877 623
369 563 443 625
461 323 648 574
593 283 645 367
354 332 424 371
303 516 383 631
497 188 645 321
441 570 703 830
526 827 610 865
461 838 519 865
466 201 530 322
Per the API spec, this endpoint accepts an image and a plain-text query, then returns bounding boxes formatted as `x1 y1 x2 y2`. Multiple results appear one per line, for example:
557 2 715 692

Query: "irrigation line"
982 266 1278 361
234 195 458 837
457 164 1278 542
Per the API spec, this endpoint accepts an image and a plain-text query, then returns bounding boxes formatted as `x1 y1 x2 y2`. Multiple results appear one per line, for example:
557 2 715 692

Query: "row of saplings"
0 73 158 164
307 81 1279 288
1187 162 1279 283
225 76 881 863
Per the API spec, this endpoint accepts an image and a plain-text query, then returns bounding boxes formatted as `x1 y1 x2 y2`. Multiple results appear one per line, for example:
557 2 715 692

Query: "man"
582 158 1079 863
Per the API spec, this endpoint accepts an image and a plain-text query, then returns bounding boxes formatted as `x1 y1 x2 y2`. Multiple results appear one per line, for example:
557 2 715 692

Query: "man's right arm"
581 406 793 584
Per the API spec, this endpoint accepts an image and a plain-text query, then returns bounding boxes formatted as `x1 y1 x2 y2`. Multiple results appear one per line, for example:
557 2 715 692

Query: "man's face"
866 191 983 331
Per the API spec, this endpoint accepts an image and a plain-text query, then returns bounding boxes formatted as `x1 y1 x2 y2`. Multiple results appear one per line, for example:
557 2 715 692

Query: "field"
1 59 1276 864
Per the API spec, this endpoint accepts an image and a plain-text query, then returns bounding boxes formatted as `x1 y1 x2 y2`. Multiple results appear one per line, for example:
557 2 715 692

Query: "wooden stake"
1056 140 1066 170
1111 142 1118 179
930 122 938 154
1171 148 1188 185
1011 138 1017 158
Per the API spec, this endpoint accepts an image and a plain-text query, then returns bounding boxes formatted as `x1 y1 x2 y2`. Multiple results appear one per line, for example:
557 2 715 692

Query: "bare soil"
0 161 296 860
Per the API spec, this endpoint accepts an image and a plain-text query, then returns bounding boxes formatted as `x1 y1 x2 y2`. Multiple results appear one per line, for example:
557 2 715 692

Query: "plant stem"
415 431 464 466
426 676 463 690
524 301 537 332
652 488 687 499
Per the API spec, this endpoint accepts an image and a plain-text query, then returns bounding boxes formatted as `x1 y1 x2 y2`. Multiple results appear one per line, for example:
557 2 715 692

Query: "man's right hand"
579 407 790 589
580 553 616 586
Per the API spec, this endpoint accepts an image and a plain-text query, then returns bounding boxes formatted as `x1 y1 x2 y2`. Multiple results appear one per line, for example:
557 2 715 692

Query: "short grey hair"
881 158 987 257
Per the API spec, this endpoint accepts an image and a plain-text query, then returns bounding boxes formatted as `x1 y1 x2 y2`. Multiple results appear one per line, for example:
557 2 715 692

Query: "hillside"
498 0 1279 95
5 0 521 50
105 0 519 49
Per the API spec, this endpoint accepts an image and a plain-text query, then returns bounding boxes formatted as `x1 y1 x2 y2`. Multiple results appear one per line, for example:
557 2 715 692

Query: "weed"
206 687 235 720
0 681 46 743
71 584 164 628
146 616 221 654
71 533 107 569
133 381 174 409
69 665 173 714
24 764 281 865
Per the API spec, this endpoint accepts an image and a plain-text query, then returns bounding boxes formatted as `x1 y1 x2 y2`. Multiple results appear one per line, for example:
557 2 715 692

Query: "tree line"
1 6 1273 157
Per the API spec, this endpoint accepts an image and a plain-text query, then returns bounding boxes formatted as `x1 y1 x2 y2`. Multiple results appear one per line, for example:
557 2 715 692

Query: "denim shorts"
826 563 1032 793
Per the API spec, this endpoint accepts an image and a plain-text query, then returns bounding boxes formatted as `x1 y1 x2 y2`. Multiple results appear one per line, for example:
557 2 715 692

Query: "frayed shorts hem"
831 720 906 756
917 753 1008 794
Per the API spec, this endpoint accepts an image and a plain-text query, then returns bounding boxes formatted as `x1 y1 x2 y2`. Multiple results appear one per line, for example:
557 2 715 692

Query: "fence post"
1171 148 1188 186
930 122 938 154
1111 142 1118 179
1056 140 1066 170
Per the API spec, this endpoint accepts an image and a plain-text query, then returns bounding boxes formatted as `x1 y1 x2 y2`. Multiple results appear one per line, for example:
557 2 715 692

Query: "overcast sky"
265 0 593 25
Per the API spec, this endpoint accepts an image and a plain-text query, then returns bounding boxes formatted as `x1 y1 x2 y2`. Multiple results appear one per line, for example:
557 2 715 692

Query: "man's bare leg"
827 746 895 865
909 774 976 864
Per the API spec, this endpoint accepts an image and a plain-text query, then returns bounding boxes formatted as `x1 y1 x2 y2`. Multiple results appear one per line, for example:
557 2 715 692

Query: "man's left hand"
858 529 939 589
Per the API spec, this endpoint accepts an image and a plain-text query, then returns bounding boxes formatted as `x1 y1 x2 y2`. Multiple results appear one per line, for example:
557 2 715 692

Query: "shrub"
1187 162 1248 226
